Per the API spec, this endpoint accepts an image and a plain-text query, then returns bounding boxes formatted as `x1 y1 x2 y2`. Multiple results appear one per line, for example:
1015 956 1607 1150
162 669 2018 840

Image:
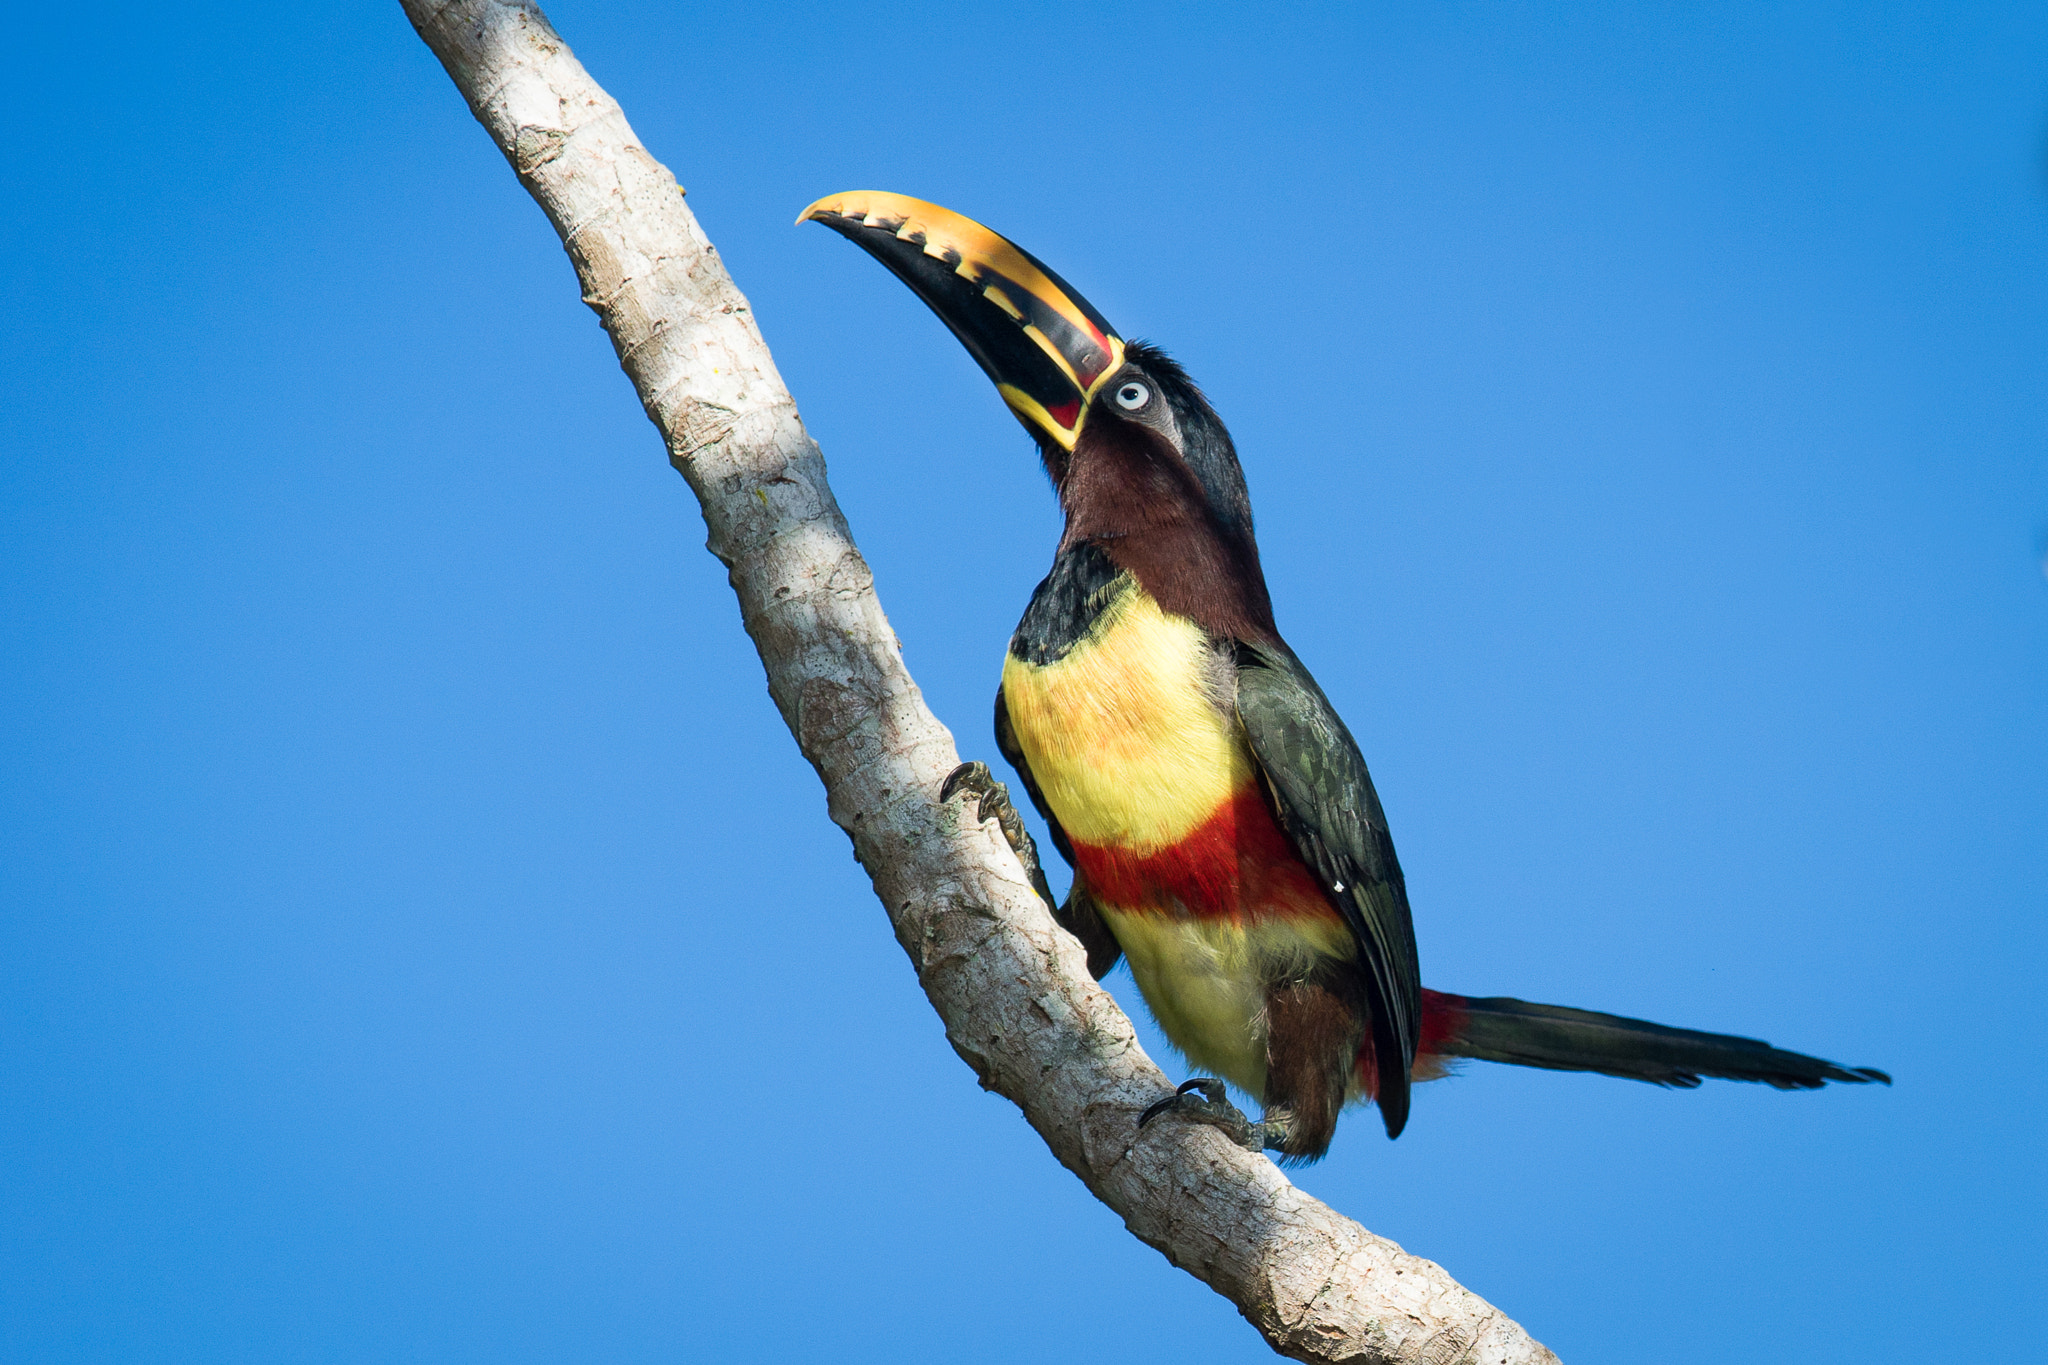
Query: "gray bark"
397 3 1559 1361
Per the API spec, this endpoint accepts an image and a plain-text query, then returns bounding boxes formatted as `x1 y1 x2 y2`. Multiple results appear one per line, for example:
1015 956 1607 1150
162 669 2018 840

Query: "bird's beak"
798 191 1125 452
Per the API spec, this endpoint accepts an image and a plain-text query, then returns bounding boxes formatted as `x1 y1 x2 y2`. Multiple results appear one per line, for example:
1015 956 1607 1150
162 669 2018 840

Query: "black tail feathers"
1436 994 1890 1090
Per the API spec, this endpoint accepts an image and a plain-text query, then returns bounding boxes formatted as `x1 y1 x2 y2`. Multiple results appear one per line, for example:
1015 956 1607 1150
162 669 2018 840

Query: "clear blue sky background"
5 3 2044 1361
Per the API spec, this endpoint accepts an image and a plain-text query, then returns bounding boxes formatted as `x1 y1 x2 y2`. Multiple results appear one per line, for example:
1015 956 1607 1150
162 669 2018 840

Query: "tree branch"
397 4 1559 1361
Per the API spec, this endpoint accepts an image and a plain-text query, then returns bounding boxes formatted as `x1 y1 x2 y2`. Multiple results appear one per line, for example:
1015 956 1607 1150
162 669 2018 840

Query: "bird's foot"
1137 1078 1266 1152
942 761 1055 910
941 761 1029 853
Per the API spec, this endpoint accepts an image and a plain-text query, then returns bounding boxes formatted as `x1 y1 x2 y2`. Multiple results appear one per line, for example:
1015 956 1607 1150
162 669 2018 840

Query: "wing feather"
1234 640 1421 1137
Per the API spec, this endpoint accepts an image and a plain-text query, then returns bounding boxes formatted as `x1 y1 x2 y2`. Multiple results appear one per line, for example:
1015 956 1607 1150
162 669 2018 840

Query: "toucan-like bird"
801 191 1888 1161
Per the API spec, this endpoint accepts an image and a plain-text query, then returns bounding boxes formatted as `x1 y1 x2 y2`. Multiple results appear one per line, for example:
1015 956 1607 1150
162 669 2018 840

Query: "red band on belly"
1071 783 1335 922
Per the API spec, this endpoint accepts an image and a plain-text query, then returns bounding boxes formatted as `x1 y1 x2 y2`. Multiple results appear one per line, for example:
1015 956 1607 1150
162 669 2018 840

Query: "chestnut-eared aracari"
801 191 1887 1162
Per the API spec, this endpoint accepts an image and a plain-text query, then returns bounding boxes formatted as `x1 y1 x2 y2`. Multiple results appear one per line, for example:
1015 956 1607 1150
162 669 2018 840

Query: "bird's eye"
1114 382 1150 411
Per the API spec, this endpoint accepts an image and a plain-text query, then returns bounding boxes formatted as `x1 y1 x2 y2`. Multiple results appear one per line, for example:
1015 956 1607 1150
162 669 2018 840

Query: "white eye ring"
1114 381 1150 411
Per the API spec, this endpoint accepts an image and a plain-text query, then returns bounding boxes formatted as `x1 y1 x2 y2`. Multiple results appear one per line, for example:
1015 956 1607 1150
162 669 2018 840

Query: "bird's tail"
1417 988 1890 1089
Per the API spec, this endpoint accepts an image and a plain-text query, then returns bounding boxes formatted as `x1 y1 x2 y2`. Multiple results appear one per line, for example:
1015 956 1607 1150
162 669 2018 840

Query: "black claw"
1138 1080 1245 1146
945 760 1017 835
940 761 989 806
943 759 1059 916
944 762 1009 829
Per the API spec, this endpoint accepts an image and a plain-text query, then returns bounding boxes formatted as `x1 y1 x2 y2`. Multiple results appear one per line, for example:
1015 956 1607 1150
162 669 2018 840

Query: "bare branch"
397 4 1559 1361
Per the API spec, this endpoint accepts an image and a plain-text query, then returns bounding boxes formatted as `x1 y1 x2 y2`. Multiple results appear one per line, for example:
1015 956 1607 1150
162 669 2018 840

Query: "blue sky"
4 2 2044 1361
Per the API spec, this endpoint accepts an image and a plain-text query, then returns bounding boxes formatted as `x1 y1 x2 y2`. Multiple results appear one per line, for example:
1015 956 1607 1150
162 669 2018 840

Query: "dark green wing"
1234 639 1421 1138
995 686 1122 979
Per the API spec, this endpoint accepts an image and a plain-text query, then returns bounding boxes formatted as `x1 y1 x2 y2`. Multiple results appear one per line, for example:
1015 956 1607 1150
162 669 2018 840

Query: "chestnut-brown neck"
1056 425 1278 645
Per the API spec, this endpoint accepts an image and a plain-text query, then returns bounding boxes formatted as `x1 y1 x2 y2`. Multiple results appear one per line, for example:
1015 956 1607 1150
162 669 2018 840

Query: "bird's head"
798 192 1259 565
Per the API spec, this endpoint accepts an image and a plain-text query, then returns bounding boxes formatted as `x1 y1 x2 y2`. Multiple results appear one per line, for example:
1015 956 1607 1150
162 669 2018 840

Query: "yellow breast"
1001 579 1250 854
